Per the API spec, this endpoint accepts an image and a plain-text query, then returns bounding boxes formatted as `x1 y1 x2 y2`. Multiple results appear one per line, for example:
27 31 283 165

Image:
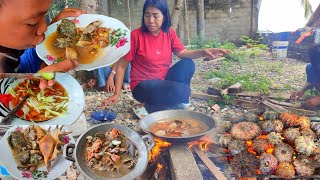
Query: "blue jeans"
18 48 42 73
306 63 320 84
132 58 195 113
94 63 131 88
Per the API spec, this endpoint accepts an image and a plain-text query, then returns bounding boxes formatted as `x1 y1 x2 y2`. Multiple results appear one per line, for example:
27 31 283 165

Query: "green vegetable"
8 87 17 97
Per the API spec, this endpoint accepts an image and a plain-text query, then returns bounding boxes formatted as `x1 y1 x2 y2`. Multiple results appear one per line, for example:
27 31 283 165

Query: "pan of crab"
0 125 75 180
0 73 84 125
36 14 130 71
63 123 155 180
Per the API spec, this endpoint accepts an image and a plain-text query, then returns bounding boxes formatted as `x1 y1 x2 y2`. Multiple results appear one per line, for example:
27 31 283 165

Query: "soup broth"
12 78 68 122
149 118 210 137
45 32 103 64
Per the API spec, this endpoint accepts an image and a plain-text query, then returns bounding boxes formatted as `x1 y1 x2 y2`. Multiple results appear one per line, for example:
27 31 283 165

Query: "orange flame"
148 138 171 162
154 163 163 174
266 144 274 154
246 140 253 146
188 136 212 151
259 115 263 121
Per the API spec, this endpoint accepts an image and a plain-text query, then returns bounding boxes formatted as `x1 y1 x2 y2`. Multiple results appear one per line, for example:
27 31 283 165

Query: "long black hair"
141 0 171 33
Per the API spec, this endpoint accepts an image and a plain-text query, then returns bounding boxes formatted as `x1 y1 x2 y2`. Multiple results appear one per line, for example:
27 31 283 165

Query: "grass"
190 35 306 95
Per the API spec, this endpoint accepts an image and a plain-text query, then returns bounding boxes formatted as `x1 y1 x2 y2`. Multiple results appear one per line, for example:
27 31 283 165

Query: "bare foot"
81 83 87 90
87 79 97 90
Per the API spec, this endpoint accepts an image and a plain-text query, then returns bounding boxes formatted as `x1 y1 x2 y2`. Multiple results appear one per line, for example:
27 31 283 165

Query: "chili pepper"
0 94 12 108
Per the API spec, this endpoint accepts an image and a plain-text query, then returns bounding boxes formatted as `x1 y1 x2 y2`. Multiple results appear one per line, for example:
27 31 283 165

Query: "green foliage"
189 35 236 50
223 94 235 104
220 41 237 51
305 88 320 96
207 99 216 106
205 69 272 94
47 0 79 22
240 36 268 50
206 36 222 48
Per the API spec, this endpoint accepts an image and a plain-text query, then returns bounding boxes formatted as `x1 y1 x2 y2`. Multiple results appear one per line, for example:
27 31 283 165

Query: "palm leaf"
300 0 313 19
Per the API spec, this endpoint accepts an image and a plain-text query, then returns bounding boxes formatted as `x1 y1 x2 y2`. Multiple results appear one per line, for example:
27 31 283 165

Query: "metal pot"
63 123 154 180
139 110 216 143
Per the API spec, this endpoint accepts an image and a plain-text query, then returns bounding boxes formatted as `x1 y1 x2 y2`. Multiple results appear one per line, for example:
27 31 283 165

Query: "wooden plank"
192 146 228 180
228 92 291 100
267 99 301 108
191 93 224 101
262 100 289 113
284 106 318 116
190 93 259 108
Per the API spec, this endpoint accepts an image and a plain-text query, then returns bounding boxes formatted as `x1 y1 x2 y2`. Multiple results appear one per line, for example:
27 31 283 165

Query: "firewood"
192 146 228 180
227 83 243 94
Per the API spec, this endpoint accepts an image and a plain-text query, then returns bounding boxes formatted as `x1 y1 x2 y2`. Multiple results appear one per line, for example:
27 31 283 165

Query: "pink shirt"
124 27 185 90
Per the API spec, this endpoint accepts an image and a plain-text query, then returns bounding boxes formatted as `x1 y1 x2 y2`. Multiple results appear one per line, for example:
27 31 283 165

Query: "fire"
154 163 163 174
148 138 171 162
188 136 212 151
266 145 274 154
246 140 252 146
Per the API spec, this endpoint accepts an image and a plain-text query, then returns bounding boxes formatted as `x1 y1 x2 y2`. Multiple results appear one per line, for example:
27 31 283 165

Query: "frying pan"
63 123 154 180
139 110 216 143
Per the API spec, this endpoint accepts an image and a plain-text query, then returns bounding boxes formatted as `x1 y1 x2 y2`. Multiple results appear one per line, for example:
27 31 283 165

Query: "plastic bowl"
90 110 117 122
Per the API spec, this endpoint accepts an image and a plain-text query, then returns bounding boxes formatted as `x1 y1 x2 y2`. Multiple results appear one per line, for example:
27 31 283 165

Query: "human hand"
51 8 86 24
39 58 79 73
39 78 55 90
203 48 230 59
302 96 320 109
290 90 304 101
106 76 115 93
101 94 120 109
38 73 55 90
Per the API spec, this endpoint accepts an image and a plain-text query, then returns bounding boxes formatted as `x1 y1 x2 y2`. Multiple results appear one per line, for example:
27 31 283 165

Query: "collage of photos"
1 0 320 180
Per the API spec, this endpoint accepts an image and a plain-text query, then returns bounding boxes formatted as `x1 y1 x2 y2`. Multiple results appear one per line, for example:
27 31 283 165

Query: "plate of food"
0 73 84 125
0 125 75 180
36 14 130 71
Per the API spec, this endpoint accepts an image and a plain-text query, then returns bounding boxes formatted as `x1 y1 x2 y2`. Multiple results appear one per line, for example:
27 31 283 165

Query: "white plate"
0 73 84 125
36 14 130 71
0 125 75 180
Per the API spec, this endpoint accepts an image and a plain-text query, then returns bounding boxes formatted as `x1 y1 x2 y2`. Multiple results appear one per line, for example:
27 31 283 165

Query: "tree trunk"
184 0 190 45
127 0 132 30
171 0 184 31
98 0 110 16
196 0 205 39
78 0 99 14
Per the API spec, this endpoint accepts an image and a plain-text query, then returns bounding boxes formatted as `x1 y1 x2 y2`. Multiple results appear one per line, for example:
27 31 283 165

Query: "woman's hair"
308 44 320 68
141 0 171 33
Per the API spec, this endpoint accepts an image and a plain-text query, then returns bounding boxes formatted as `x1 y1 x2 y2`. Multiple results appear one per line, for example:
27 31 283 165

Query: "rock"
211 104 220 112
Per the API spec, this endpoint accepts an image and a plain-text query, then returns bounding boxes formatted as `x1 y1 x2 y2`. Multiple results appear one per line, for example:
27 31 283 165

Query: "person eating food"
102 0 230 113
0 0 85 87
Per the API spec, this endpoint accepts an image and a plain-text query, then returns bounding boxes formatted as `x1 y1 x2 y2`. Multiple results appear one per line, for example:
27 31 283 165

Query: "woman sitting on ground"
103 0 229 113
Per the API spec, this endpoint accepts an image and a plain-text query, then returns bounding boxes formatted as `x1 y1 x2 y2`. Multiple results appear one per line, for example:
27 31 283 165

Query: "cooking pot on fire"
139 110 216 143
63 123 154 180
